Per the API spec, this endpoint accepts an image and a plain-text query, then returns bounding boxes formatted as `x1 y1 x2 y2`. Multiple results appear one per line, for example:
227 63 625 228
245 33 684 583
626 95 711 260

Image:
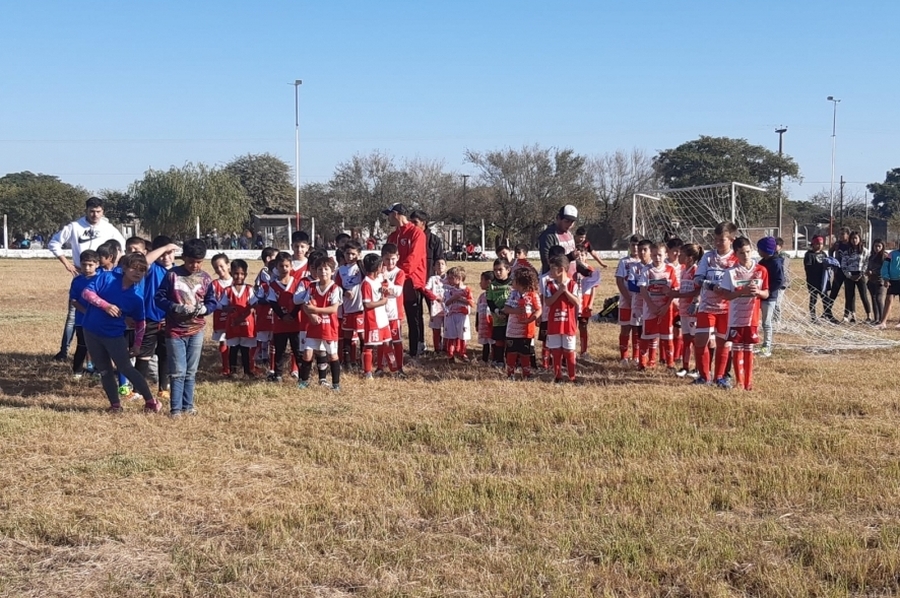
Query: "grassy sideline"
2 257 900 597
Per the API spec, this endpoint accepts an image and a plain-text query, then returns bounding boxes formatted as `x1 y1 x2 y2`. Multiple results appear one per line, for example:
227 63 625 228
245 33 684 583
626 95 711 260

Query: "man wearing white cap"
537 204 579 274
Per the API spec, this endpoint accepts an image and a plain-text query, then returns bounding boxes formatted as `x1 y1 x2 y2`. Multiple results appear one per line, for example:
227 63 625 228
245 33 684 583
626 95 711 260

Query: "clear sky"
2 0 897 203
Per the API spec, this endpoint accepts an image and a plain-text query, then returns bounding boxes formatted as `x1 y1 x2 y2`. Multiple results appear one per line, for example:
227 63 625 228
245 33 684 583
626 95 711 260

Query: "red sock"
219 342 229 374
447 339 457 359
673 330 682 362
743 350 754 390
565 350 577 381
379 345 397 372
714 342 730 380
639 339 649 366
542 343 550 369
697 342 710 380
519 354 532 378
579 326 588 355
433 329 442 352
551 348 563 379
290 353 298 376
681 335 692 370
631 329 640 361
249 347 257 372
348 340 358 365
506 352 518 376
648 341 657 367
362 347 374 373
457 339 467 360
393 342 404 371
618 329 630 360
732 349 744 388
662 339 674 367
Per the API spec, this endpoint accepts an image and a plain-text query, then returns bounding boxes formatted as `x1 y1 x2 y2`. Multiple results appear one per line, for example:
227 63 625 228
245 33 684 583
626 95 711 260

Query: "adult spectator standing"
48 196 126 361
537 204 579 274
384 203 427 358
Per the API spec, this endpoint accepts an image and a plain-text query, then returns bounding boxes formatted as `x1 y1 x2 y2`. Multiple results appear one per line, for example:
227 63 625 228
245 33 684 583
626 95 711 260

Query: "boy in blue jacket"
756 237 784 356
876 246 900 329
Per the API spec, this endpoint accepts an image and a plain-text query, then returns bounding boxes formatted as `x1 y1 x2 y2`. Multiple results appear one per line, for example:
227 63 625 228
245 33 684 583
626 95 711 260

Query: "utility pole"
839 176 845 228
775 126 787 239
461 174 470 249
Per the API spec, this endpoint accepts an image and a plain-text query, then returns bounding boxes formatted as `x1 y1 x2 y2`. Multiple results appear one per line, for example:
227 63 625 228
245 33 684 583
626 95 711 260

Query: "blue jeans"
166 332 204 414
59 302 76 355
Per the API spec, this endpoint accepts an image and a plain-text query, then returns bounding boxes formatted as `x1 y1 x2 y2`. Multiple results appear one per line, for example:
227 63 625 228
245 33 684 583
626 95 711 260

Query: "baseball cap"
382 203 407 216
559 205 578 220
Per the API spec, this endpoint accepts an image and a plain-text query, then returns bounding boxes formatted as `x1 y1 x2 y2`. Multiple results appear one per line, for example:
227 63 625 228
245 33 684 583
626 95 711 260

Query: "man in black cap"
384 203 427 358
537 204 579 274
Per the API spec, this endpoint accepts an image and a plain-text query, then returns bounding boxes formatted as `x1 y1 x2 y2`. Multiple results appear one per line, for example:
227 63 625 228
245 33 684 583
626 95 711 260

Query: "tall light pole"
294 79 303 231
461 174 469 249
775 126 787 239
827 96 840 241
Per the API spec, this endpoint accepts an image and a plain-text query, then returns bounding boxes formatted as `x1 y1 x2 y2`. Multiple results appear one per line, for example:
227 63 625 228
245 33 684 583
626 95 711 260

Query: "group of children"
614 222 782 391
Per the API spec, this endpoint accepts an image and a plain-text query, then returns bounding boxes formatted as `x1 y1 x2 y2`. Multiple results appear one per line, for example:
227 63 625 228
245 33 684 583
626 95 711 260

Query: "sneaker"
319 379 332 387
491 361 504 369
118 384 131 397
714 377 732 390
73 373 83 380
691 377 709 386
331 384 341 392
186 408 198 416
52 352 68 362
619 358 632 367
290 370 299 379
267 374 283 383
125 391 143 402
687 369 700 379
363 372 374 381
675 368 688 378
760 348 772 358
507 375 516 381
297 380 310 389
554 377 564 385
106 403 123 414
394 370 408 380
157 390 170 401
458 353 470 363
143 400 162 413
85 361 94 373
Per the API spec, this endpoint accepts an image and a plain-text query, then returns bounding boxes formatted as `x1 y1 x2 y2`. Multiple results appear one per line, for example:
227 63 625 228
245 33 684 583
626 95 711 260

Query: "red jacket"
387 222 426 289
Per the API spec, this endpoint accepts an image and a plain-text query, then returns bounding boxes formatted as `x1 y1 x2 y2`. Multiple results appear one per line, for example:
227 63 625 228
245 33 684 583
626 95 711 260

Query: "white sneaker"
760 348 772 358
675 368 688 378
619 358 632 367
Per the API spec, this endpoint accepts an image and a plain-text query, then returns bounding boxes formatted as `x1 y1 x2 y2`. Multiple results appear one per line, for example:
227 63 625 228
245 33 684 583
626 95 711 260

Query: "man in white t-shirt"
48 196 126 361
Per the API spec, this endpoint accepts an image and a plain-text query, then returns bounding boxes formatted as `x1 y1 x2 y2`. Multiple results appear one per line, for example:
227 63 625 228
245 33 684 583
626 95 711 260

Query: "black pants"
843 275 871 318
824 269 846 319
229 345 252 375
869 281 886 323
73 326 88 374
135 320 169 391
403 279 424 357
273 332 303 377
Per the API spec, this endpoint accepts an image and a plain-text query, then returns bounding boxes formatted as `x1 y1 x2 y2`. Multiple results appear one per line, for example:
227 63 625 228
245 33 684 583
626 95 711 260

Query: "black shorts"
890 281 900 296
491 325 507 343
138 320 165 358
506 337 534 355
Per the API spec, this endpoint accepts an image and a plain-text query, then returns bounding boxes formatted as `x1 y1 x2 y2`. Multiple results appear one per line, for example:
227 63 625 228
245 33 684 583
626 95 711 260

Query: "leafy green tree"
464 145 595 245
867 168 900 219
223 153 294 215
0 172 89 237
329 151 404 237
130 163 250 239
97 189 136 225
653 136 800 189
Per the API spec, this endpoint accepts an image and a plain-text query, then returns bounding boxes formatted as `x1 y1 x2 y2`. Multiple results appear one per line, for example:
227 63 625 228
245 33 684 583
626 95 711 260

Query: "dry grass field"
2 257 900 597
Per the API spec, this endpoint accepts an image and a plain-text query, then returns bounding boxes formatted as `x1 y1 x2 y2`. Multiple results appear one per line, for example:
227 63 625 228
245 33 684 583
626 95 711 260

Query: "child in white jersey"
210 253 233 376
669 244 701 378
665 237 684 366
691 222 739 387
615 235 642 364
424 259 447 352
443 266 475 363
627 240 653 366
719 237 769 391
336 240 365 368
380 243 406 376
360 253 391 380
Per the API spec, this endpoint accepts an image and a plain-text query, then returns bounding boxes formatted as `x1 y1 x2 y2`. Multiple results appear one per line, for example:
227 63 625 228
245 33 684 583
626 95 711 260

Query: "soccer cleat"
457 353 470 363
266 374 283 383
73 373 83 380
675 368 688 378
319 379 332 387
331 384 341 392
297 380 310 389
690 377 709 385
619 358 632 367
363 372 374 381
106 403 123 414
760 348 772 358
52 352 68 362
554 377 564 385
290 370 299 379
394 370 408 380
143 400 162 414
714 377 732 390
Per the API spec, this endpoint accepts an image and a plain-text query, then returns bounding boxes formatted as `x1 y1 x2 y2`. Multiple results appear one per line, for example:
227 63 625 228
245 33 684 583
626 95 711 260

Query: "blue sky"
2 0 897 203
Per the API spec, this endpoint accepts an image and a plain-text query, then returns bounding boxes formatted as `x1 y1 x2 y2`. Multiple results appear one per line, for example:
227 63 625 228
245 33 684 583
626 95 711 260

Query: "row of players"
615 222 776 390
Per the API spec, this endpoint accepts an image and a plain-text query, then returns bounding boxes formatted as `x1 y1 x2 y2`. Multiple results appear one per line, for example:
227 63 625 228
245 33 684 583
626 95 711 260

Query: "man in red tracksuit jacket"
384 203 427 358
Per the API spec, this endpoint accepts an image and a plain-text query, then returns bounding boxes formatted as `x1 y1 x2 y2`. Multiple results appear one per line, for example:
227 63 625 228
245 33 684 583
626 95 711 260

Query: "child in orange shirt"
502 267 542 380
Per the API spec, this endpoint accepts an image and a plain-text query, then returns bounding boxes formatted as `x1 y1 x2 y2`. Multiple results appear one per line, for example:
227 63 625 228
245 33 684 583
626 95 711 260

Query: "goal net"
632 182 900 351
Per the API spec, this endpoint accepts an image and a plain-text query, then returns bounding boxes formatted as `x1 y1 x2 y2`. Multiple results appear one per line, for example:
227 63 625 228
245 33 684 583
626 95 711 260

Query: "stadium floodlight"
294 80 303 231
827 96 840 241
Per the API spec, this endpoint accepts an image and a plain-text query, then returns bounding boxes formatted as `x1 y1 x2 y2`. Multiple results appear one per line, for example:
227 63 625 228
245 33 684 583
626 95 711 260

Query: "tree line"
3 136 899 248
